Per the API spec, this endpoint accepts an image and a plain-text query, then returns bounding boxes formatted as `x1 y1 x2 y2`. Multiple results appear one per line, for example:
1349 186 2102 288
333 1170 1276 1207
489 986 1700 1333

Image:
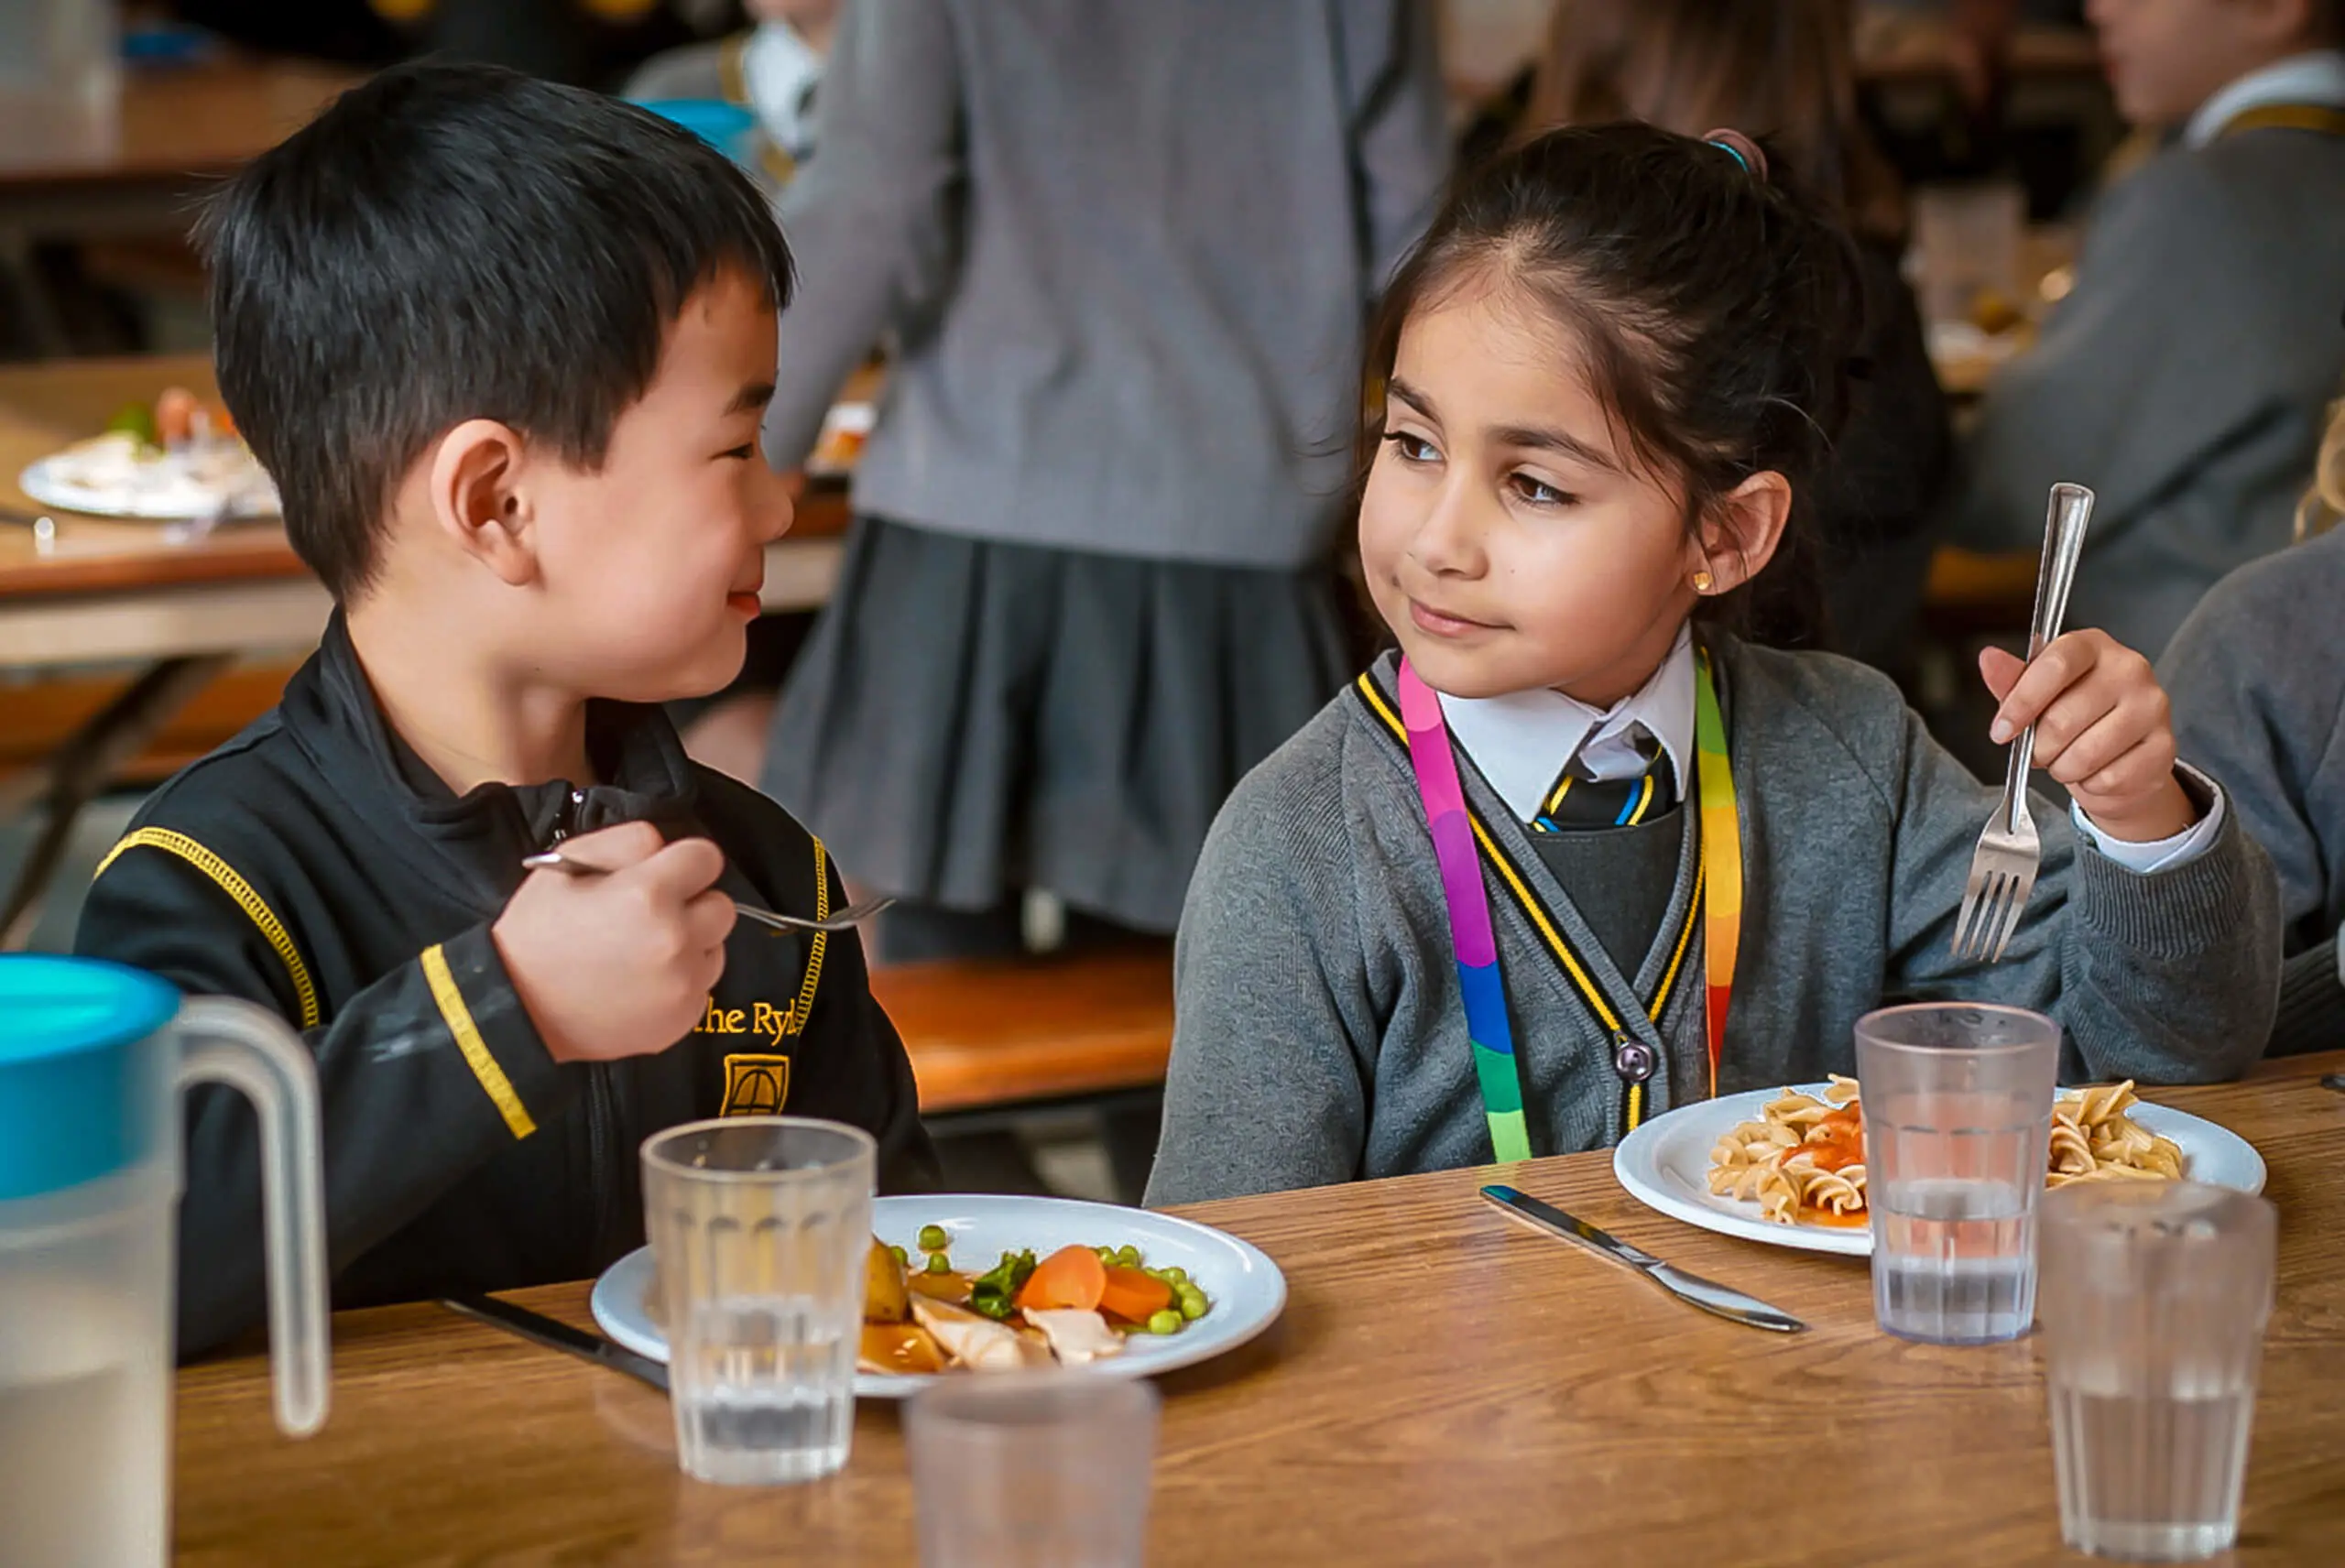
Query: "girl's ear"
1690 471 1794 596
426 419 540 588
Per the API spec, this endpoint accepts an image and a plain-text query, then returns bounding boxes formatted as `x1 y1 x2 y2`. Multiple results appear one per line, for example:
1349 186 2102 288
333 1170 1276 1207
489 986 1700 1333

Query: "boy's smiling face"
508 267 792 704
1357 272 1707 708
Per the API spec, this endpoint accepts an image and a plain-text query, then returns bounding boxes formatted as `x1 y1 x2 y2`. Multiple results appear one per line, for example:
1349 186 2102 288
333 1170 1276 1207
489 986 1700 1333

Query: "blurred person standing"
1947 0 2345 657
755 1 1448 962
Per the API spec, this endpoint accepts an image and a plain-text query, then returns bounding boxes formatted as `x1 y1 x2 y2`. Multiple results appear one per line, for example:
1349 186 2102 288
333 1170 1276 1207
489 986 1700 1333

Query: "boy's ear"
1692 471 1794 597
426 419 540 587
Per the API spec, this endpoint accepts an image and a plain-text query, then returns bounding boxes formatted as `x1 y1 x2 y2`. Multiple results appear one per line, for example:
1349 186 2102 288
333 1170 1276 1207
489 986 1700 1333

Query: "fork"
519 849 894 934
1952 481 2096 964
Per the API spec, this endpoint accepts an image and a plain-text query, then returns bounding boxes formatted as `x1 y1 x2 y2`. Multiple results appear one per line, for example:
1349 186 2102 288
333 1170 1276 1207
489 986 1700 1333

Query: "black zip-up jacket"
76 618 938 1358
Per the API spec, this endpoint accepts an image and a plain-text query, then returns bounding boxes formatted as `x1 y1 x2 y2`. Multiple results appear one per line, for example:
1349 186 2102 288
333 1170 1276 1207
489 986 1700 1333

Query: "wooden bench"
870 947 1174 1116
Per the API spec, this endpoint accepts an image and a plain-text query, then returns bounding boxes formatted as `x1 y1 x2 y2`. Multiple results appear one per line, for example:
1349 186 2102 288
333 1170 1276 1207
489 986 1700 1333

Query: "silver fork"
1952 482 2096 964
519 849 894 934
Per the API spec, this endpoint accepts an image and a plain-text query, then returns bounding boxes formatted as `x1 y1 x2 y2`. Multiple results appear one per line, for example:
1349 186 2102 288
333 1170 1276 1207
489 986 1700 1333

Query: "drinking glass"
2041 1181 2276 1563
642 1116 874 1485
1856 1003 2059 1344
906 1371 1160 1568
1912 180 2025 328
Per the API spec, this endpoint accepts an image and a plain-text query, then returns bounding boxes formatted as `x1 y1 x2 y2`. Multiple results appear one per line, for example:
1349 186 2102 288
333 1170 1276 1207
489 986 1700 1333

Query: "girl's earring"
1691 569 1716 594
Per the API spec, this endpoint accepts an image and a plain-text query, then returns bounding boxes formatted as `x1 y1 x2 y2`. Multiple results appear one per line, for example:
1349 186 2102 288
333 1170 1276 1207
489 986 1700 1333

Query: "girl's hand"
1979 630 2196 843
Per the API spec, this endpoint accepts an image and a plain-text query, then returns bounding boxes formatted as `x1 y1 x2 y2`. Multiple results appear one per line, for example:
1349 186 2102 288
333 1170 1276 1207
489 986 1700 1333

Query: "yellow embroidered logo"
720 1054 792 1117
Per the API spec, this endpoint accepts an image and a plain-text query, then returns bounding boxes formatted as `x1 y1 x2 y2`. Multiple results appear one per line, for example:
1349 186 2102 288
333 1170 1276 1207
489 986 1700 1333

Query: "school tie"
1532 732 1677 833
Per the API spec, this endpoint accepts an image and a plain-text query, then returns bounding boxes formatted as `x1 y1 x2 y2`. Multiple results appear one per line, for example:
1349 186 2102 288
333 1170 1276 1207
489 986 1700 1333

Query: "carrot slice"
1096 1267 1172 1325
1015 1244 1107 1312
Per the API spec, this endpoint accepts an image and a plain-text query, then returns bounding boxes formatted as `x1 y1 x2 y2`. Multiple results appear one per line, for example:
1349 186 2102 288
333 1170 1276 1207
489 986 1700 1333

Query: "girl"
1524 0 1952 677
1145 125 2280 1205
2163 396 2345 1056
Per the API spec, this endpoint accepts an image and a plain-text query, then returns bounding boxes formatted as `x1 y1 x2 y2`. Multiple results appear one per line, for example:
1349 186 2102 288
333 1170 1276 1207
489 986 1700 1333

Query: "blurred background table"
0 55 364 356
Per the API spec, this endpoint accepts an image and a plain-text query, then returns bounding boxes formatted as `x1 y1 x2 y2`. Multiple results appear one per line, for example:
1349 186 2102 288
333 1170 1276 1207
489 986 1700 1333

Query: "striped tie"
1532 734 1676 833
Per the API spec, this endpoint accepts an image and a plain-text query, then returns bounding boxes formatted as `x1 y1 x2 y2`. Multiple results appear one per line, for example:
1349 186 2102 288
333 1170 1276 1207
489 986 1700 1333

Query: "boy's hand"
492 822 735 1063
1980 630 2196 843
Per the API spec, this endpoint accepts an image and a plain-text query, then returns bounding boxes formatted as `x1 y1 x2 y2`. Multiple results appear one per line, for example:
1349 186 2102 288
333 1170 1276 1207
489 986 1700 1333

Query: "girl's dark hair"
1360 121 1866 648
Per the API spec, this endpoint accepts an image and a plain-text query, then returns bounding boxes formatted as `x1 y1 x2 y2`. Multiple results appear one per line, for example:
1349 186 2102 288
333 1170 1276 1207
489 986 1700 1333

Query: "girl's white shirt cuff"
2070 763 2228 875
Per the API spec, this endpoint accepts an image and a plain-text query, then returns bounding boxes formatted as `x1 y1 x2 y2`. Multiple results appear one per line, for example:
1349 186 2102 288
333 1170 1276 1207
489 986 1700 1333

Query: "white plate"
21 444 278 522
1613 1084 2268 1258
590 1192 1287 1399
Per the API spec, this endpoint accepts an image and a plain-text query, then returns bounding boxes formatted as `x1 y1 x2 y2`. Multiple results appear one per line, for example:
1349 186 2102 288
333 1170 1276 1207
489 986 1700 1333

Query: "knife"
1480 1185 1807 1334
442 1293 671 1391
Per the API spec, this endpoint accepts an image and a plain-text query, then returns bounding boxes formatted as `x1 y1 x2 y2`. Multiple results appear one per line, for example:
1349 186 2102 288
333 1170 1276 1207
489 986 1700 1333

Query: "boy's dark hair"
1359 122 1864 648
199 60 794 601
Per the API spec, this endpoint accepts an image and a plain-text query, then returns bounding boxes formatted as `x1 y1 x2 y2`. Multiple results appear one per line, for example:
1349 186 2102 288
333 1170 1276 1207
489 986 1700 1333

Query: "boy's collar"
279 614 701 900
1432 627 1696 824
2186 49 2345 147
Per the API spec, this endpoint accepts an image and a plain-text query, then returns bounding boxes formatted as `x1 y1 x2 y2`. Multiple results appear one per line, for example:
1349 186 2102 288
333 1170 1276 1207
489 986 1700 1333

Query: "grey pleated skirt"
761 517 1352 932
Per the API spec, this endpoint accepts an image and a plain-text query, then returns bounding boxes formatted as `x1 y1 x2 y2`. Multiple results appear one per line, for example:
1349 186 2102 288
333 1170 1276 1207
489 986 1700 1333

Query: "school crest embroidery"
719 1054 792 1116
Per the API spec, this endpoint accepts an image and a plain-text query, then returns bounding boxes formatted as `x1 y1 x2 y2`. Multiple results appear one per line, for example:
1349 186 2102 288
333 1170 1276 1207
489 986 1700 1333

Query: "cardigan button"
1614 1040 1656 1083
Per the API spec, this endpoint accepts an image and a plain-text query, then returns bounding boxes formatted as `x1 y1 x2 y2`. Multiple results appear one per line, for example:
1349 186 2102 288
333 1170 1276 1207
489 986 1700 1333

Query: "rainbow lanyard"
1395 648 1743 1161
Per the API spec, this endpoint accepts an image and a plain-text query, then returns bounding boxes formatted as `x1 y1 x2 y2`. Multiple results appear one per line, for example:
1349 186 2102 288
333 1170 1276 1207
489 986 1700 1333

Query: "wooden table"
0 57 366 354
176 1052 2345 1564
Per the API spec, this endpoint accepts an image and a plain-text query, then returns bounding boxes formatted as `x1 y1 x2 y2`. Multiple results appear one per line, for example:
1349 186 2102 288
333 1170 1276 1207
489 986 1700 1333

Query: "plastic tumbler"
2041 1181 2276 1562
906 1371 1161 1568
1855 1002 2059 1344
642 1116 875 1486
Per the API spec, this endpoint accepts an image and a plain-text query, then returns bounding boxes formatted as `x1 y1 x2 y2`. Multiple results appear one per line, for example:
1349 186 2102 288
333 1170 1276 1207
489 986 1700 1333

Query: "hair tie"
1701 128 1769 183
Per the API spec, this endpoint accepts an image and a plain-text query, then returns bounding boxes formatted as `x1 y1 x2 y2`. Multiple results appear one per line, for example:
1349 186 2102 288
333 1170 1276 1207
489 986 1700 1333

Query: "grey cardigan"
761 0 1447 569
1147 638 2281 1205
2163 525 2345 1055
1947 125 2345 657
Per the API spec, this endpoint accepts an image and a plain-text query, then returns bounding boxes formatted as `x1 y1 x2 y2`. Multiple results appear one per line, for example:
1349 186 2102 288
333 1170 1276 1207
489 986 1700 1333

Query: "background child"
1523 0 1952 679
626 0 836 183
2162 395 2345 1055
75 62 935 1358
749 0 1448 963
1147 124 2279 1206
1947 0 2345 656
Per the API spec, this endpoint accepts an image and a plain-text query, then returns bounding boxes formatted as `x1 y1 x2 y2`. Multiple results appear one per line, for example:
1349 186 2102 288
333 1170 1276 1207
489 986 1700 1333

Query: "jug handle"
177 997 331 1437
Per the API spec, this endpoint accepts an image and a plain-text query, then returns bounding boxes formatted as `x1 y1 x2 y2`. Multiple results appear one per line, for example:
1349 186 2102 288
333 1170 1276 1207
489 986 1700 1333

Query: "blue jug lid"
0 955 180 1201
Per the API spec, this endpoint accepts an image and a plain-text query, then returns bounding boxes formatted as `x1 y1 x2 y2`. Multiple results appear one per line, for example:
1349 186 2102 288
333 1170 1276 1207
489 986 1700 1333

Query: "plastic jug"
0 955 328 1567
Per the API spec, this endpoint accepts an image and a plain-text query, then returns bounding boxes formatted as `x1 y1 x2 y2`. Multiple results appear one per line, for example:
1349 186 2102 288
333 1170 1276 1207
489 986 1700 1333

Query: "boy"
75 60 937 1359
1948 0 2345 656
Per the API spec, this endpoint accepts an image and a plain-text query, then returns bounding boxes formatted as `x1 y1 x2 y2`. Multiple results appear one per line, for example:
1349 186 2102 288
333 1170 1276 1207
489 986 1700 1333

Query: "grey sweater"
762 0 1447 569
1947 125 2345 657
2163 526 2345 1055
1147 639 2282 1205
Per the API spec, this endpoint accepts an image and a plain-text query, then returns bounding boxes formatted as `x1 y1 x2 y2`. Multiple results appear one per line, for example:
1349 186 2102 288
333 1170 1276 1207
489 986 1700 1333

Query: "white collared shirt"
1434 631 2226 875
1437 629 1697 824
2185 49 2345 148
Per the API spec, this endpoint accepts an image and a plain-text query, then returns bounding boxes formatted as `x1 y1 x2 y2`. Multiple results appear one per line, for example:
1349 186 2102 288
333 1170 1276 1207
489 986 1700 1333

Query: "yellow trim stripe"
1544 772 1574 818
785 838 831 1037
420 943 537 1140
94 829 321 1029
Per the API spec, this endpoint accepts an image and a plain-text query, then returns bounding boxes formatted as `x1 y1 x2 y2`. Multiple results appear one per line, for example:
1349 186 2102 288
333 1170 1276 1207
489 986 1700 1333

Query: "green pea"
926 1252 953 1275
1146 1309 1183 1335
1095 1247 1118 1265
889 1245 910 1269
1162 1267 1188 1286
1178 1289 1208 1321
917 1224 950 1254
1116 1245 1142 1269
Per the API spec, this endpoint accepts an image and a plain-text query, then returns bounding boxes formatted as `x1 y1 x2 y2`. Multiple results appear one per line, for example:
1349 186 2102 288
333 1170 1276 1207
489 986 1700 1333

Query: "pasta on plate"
1706 1076 2184 1227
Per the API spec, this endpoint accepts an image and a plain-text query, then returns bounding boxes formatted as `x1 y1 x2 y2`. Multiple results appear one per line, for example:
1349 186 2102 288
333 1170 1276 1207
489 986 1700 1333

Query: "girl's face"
1358 274 1707 706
